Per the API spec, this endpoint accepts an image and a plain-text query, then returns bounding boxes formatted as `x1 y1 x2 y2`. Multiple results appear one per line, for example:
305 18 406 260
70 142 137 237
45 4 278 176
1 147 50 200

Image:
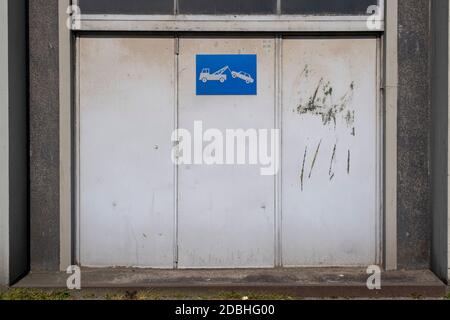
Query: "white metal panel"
0 0 9 284
78 37 175 267
281 38 380 266
177 38 276 268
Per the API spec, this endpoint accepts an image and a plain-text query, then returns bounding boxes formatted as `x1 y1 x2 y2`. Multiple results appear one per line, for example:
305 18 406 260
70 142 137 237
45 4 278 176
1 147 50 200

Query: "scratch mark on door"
297 80 356 132
347 150 351 174
299 64 310 79
329 143 337 181
309 139 322 179
300 146 308 191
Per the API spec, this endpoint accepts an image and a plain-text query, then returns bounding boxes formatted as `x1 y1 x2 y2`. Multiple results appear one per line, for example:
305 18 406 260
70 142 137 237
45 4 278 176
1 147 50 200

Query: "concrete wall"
397 0 432 269
448 3 450 282
0 0 29 286
430 0 449 282
29 0 60 271
448 3 450 283
26 0 437 271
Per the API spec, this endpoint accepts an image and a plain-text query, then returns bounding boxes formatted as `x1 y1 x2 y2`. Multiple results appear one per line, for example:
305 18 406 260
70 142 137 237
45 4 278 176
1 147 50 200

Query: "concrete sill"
14 268 446 298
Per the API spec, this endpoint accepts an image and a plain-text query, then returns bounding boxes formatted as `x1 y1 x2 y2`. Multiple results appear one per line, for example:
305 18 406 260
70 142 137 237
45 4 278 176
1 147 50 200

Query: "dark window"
77 0 174 15
178 0 277 15
77 0 379 16
281 0 378 15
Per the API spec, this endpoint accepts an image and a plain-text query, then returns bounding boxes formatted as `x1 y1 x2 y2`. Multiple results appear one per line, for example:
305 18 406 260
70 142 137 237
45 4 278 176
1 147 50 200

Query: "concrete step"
14 268 447 298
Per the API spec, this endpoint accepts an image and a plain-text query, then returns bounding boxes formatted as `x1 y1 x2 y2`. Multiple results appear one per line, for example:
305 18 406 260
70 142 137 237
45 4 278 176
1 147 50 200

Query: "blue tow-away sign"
196 54 257 96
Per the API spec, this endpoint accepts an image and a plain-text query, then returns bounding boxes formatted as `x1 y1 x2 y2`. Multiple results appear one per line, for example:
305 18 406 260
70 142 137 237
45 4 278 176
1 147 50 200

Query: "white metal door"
77 36 380 269
78 37 175 267
281 38 380 266
177 38 276 268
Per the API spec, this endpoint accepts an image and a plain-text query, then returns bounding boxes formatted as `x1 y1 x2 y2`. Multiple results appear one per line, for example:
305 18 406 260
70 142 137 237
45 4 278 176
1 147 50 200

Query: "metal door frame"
73 32 383 268
60 0 398 271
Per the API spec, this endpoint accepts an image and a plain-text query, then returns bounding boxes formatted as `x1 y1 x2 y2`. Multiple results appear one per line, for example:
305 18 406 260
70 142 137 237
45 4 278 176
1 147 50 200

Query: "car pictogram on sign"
231 71 255 84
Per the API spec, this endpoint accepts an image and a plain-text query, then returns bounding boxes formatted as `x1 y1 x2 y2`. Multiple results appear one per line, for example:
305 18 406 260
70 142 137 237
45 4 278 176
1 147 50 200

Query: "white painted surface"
0 0 9 285
78 37 175 267
177 38 276 268
77 36 381 268
281 38 380 266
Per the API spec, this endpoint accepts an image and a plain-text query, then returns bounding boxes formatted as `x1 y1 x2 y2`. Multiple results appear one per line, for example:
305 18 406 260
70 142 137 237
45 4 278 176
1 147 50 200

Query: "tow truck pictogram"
199 66 230 83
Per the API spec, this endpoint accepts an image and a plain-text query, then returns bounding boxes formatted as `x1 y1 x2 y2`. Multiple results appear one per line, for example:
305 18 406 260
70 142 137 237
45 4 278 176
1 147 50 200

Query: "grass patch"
81 292 97 300
136 290 194 300
0 289 71 301
211 291 294 300
409 293 424 300
94 290 295 300
104 292 128 300
0 289 296 300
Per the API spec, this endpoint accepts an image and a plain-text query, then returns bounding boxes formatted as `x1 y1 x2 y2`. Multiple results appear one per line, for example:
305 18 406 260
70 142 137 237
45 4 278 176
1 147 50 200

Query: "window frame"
71 0 384 32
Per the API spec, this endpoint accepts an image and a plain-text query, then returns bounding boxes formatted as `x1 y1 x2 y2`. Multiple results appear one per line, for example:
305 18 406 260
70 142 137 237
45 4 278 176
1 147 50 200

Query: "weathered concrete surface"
29 0 60 271
397 0 432 269
26 0 437 272
14 268 446 298
430 0 449 282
